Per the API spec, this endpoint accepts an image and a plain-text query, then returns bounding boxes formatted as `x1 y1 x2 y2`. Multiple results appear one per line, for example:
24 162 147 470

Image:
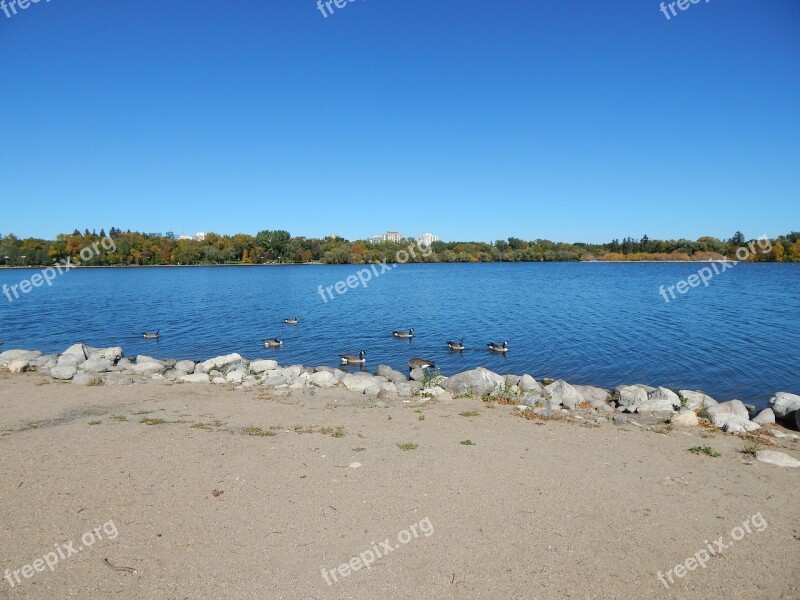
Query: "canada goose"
284 316 299 325
447 339 465 351
263 338 283 348
487 341 509 352
142 330 160 339
408 357 436 370
339 350 366 365
393 328 414 339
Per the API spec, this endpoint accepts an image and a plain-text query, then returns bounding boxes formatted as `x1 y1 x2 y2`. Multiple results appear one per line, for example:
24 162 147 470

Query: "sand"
0 372 798 599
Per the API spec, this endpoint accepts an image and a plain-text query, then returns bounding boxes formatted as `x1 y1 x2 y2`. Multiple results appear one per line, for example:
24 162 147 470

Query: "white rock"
0 349 42 362
179 373 210 384
174 360 196 374
132 361 167 375
639 387 681 413
200 353 244 372
50 365 77 380
79 358 112 373
7 360 29 374
544 380 585 410
309 371 337 388
348 462 362 469
752 408 775 425
671 410 699 427
72 372 101 385
226 371 245 383
574 385 610 405
86 346 123 362
678 390 718 411
768 392 800 419
615 385 649 410
755 450 800 468
343 373 379 392
711 413 760 434
250 359 278 374
212 377 227 384
441 368 504 396
705 399 750 420
281 365 303 378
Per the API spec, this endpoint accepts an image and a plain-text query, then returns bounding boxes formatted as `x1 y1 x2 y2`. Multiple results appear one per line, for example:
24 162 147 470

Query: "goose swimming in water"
339 350 366 365
393 328 414 339
284 316 299 325
142 329 160 339
263 338 283 348
447 339 465 351
487 340 509 353
408 357 436 370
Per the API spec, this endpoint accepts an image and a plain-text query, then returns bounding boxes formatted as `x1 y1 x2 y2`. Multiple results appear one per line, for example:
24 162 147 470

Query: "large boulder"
678 390 717 411
86 346 123 362
0 349 42 362
752 408 776 425
440 368 504 396
199 353 244 372
376 365 408 384
7 360 30 374
671 410 699 427
342 373 379 392
132 358 167 376
705 400 750 420
174 360 196 374
250 359 278 374
755 450 800 468
711 413 760 434
574 385 610 405
768 392 800 419
50 365 77 380
79 358 112 373
57 344 89 368
638 387 681 413
72 372 101 386
615 385 649 411
543 380 585 410
309 371 337 388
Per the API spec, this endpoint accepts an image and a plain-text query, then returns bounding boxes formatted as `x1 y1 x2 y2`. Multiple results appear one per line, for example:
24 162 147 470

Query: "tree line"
0 229 798 266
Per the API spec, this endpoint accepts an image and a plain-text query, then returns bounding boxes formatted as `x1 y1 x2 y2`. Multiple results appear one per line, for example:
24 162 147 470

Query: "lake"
1 262 798 407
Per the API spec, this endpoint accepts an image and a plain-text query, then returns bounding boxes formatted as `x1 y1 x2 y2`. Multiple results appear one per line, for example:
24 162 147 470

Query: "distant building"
195 232 206 241
165 232 175 239
369 234 386 244
147 232 163 239
385 231 403 243
178 235 194 241
417 232 438 247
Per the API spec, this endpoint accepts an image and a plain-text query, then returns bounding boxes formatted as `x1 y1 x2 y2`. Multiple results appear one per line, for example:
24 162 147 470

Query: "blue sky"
1 0 798 243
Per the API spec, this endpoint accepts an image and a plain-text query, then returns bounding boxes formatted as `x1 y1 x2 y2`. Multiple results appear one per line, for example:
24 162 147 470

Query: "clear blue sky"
1 0 798 243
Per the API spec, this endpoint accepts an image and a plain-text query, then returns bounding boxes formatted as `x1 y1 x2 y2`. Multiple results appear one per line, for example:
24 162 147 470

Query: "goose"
393 328 414 339
339 350 366 365
284 316 299 325
142 329 160 339
487 340 509 353
408 357 436 370
263 338 283 348
447 339 465 351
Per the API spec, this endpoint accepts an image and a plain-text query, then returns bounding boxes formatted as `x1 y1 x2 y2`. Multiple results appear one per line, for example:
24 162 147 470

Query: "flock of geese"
143 317 510 370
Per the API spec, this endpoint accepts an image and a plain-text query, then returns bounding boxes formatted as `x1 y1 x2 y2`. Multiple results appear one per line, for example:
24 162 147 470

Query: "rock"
31 354 58 368
50 365 77 380
0 349 42 362
199 353 244 372
212 377 227 384
116 358 133 369
574 385 610 405
533 408 561 419
612 415 628 424
752 408 776 425
179 373 210 384
174 360 196 374
543 380 585 410
343 373 379 392
376 365 408 384
7 360 29 374
615 385 648 411
132 360 167 376
743 403 757 414
309 371 337 388
409 368 428 383
522 394 543 408
376 389 397 401
249 359 278 374
519 374 543 394
136 355 164 365
594 417 608 424
638 387 681 413
671 410 699 427
79 358 112 373
57 344 89 368
705 400 750 420
396 382 420 397
72 372 101 386
226 371 245 383
711 413 760 434
441 368 504 396
281 365 304 379
348 462 362 469
86 346 123 362
754 450 800 468
678 390 717 410
263 375 288 387
768 392 800 419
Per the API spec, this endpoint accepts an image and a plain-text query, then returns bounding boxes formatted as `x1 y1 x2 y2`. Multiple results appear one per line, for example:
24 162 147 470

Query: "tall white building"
417 232 439 247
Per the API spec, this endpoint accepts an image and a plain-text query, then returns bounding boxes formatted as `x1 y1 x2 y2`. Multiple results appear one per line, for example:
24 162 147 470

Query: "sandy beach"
1 371 798 599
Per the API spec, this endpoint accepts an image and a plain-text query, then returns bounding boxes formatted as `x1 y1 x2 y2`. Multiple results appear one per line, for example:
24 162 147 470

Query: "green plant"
397 442 418 451
88 420 102 426
110 415 127 422
140 417 168 426
421 368 443 390
460 410 480 417
740 443 759 456
689 446 721 457
352 447 367 452
460 439 475 446
418 414 425 421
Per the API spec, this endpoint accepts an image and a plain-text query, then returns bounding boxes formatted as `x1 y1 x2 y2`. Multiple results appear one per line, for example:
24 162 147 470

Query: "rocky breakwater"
2 347 800 465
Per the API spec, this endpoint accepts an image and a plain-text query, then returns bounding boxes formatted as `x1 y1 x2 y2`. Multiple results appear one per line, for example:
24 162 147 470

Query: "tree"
729 231 745 245
772 243 785 262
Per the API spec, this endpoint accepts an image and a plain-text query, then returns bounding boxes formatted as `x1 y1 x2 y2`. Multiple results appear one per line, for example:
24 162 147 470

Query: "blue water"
1 263 798 406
